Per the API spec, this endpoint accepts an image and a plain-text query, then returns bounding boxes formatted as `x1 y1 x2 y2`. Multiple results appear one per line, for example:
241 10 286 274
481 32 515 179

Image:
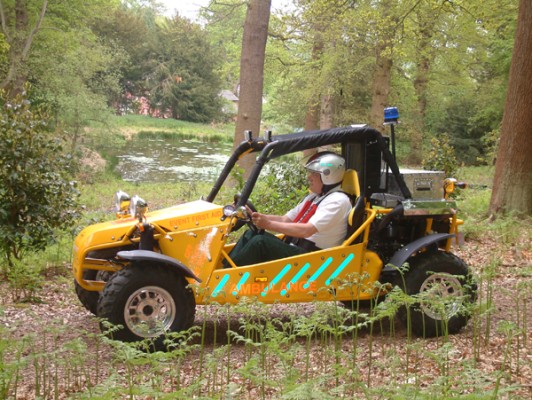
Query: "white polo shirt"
285 190 352 249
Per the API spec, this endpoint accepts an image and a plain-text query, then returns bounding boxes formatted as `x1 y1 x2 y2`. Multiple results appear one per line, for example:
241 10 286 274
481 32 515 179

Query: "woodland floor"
0 233 531 399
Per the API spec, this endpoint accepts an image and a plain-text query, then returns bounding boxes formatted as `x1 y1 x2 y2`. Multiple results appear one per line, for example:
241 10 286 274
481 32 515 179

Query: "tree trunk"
0 0 49 96
304 37 323 132
410 7 437 164
369 0 395 132
233 0 271 180
304 98 319 131
369 48 393 132
320 93 334 129
489 0 532 216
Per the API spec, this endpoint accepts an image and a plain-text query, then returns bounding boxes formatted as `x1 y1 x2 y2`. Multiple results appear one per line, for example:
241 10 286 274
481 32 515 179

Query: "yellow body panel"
72 200 226 290
157 225 229 284
198 243 382 305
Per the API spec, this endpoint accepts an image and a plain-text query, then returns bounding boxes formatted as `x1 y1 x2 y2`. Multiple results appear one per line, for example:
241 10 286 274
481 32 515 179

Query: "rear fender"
384 233 455 272
117 250 202 283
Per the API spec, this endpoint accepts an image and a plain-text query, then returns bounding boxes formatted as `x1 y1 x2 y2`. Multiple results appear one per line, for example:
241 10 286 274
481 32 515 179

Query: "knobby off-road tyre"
399 251 476 338
97 263 196 350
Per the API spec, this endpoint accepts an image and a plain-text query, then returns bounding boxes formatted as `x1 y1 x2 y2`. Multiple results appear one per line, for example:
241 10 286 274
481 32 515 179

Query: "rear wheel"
399 251 476 337
97 263 196 350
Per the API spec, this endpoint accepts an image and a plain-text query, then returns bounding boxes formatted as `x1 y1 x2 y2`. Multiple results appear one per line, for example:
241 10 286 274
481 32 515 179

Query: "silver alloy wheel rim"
124 286 176 338
419 273 464 320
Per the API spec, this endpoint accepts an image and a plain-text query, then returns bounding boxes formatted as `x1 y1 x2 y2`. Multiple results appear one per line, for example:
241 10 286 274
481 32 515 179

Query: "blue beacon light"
384 107 399 161
384 107 399 124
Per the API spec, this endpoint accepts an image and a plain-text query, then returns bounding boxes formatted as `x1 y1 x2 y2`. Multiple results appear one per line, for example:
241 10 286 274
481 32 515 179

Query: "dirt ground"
1 233 531 399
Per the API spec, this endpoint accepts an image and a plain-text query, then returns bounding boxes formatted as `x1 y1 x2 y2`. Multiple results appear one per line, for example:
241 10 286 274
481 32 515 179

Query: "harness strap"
286 188 348 251
293 188 346 224
292 196 318 223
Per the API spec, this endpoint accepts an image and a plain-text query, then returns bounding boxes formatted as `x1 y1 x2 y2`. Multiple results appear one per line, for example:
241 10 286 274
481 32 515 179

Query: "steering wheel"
234 194 264 235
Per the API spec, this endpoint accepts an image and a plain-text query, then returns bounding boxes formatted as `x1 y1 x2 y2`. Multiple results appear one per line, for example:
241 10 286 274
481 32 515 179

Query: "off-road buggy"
73 117 476 349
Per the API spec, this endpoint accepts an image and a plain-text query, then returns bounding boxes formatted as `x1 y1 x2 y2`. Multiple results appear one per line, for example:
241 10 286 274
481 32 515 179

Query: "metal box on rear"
389 169 445 200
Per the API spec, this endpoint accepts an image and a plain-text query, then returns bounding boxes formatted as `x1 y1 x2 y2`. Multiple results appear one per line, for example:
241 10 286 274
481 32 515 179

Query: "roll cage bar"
206 125 412 208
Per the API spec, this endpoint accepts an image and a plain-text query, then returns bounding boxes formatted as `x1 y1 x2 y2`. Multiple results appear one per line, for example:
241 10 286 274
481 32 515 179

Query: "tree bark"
0 0 49 96
304 36 323 132
369 48 393 132
489 0 532 216
410 6 437 164
369 0 395 132
233 0 271 180
304 98 319 131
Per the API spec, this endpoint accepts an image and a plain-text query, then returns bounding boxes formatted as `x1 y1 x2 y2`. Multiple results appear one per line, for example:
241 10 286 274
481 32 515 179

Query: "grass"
0 121 531 399
77 171 215 215
112 114 235 138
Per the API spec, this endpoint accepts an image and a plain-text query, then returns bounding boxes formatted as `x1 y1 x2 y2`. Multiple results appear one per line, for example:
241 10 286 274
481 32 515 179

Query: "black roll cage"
206 125 411 208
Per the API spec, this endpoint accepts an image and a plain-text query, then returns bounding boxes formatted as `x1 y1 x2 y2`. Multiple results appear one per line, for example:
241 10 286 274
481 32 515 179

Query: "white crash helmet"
305 151 346 185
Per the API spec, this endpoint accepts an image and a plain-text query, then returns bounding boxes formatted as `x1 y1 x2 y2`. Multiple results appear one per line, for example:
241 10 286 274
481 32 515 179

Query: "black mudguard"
384 233 455 271
117 250 202 282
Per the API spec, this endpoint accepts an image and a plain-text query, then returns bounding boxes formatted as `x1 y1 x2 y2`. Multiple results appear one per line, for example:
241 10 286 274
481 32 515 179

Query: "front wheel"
399 251 476 337
97 263 196 350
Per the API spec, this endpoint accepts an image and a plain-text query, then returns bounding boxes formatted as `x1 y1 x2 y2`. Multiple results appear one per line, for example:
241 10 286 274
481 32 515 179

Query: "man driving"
228 151 352 266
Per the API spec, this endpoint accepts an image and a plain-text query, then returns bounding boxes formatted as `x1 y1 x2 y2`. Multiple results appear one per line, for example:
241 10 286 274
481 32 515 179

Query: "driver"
227 151 352 267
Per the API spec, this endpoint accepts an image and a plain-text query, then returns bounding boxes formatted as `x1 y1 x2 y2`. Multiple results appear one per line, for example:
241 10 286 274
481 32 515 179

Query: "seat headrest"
341 169 360 198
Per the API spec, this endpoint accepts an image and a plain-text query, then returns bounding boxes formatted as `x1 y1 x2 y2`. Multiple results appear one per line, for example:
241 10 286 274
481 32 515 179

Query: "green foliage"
203 0 247 89
146 16 223 122
6 259 43 303
2 268 530 398
0 92 80 273
0 1 125 148
422 135 458 176
252 158 309 215
478 127 500 165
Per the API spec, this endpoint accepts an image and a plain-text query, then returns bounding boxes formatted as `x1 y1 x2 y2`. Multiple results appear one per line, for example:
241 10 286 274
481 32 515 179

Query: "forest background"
0 0 521 165
0 0 531 398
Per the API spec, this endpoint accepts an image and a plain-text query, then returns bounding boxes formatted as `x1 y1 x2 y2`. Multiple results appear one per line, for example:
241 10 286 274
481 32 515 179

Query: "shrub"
0 91 80 274
252 158 308 215
422 135 458 177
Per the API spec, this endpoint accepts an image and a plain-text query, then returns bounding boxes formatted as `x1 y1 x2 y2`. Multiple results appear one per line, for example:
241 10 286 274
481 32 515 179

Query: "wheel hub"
419 273 464 320
124 286 176 338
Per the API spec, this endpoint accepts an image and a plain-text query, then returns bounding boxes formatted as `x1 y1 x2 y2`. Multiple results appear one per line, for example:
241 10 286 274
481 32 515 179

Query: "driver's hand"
251 212 269 230
245 205 254 217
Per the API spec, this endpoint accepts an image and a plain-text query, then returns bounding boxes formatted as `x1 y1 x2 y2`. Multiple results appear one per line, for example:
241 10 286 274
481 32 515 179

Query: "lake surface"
113 137 233 183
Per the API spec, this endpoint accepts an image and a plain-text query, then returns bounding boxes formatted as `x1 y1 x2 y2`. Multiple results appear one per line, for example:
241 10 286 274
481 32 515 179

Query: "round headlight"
114 190 130 213
129 195 148 219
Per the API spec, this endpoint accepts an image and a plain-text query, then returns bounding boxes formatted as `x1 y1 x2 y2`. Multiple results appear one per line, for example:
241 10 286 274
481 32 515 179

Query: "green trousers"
229 230 306 267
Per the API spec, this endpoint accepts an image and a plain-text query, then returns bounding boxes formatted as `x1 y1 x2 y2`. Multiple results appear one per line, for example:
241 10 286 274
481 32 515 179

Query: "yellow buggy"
72 124 476 349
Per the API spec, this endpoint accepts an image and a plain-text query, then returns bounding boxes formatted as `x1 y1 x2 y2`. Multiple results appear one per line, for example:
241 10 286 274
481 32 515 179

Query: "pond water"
112 137 233 183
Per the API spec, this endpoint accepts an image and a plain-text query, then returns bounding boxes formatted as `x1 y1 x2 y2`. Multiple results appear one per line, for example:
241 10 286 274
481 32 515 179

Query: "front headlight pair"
114 190 147 220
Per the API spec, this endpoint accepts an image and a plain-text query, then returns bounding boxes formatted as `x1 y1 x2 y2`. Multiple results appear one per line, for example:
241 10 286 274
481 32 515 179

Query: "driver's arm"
252 212 317 238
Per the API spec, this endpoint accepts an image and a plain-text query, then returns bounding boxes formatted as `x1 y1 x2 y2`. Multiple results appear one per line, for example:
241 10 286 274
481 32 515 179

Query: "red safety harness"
292 195 320 223
292 190 343 224
285 189 347 252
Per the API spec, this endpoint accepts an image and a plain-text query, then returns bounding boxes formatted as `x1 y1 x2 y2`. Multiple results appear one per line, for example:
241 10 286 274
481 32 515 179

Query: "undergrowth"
0 272 530 399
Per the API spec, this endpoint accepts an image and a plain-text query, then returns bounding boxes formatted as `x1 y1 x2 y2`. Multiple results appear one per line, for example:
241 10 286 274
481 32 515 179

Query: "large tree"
489 0 531 216
0 0 49 96
147 16 222 122
233 0 271 177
